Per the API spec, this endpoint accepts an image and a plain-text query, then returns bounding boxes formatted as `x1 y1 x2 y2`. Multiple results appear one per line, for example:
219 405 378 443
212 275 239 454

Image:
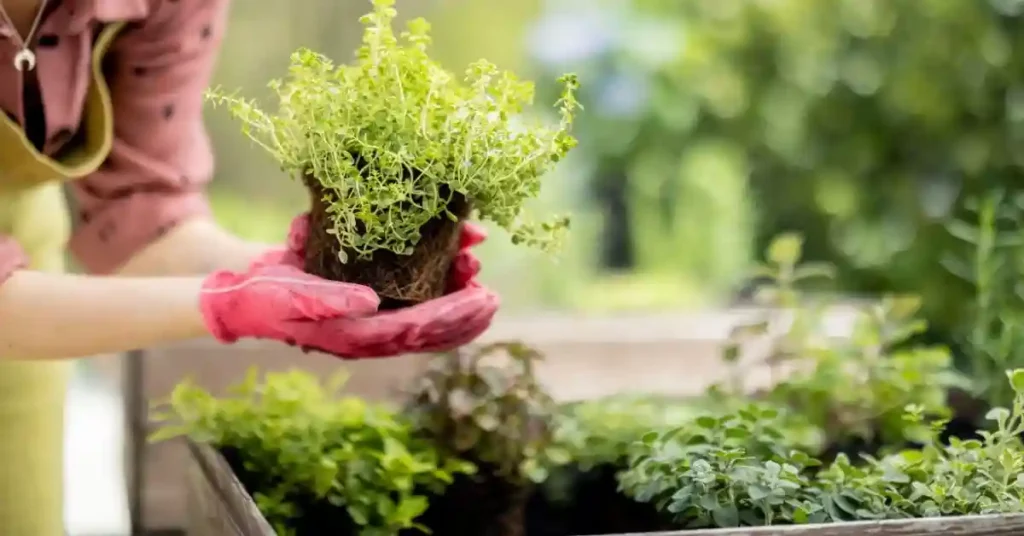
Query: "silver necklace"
0 0 49 71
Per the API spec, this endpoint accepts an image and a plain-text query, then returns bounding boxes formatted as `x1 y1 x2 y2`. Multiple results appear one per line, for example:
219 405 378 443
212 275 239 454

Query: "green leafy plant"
150 369 471 536
718 233 965 449
206 0 579 262
622 370 1024 529
407 342 568 485
620 402 824 527
944 190 1024 409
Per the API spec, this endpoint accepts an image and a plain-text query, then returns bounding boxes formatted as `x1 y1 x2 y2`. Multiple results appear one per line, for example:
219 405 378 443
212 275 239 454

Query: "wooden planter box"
186 440 1024 536
135 307 861 532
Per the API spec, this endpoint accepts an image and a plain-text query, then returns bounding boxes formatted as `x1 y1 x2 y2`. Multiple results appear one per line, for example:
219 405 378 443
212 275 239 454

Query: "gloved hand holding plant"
200 213 497 359
202 0 580 359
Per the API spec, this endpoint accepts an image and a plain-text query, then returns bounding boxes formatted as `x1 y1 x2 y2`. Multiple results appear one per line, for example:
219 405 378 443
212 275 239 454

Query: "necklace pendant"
13 48 36 72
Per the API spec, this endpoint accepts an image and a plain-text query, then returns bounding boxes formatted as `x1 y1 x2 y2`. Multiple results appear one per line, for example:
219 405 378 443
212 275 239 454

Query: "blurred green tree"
531 0 1024 335
527 0 754 302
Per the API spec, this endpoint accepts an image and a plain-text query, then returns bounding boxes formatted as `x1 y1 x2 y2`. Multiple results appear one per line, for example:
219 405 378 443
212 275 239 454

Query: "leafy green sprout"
149 368 472 536
717 233 965 450
944 190 1024 409
205 0 580 263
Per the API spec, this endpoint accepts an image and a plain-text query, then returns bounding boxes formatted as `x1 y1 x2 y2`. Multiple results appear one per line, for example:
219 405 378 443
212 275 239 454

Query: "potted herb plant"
206 0 580 307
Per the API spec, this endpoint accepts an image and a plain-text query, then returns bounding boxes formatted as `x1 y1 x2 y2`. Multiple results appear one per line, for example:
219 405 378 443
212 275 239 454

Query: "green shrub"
150 369 471 536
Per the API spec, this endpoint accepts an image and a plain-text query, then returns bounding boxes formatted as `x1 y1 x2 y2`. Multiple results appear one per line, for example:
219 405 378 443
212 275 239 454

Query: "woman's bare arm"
0 271 208 360
117 218 271 276
0 219 275 361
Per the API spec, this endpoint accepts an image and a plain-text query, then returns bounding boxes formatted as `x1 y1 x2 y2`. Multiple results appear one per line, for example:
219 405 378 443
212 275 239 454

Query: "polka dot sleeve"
68 0 229 274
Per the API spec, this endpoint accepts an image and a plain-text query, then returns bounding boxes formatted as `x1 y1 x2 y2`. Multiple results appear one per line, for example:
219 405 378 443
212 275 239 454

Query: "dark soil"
417 466 532 536
818 433 906 464
526 464 674 536
820 389 990 464
303 170 470 310
221 447 360 536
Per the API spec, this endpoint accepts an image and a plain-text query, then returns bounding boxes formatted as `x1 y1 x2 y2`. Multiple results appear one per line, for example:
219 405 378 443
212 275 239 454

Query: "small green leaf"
712 504 740 527
695 416 718 429
1008 369 1024 393
394 496 429 522
767 233 803 266
985 407 1011 424
746 485 770 500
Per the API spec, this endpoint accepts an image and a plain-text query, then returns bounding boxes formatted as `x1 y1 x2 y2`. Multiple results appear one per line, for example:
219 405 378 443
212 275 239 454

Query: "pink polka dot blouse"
0 0 226 279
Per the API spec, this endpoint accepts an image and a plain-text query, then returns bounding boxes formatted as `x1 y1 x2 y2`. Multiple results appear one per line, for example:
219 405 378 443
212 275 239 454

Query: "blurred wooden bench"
121 306 860 534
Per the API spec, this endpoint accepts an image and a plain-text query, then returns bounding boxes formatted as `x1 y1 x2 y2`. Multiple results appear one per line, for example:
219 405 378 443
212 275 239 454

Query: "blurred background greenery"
207 0 1024 341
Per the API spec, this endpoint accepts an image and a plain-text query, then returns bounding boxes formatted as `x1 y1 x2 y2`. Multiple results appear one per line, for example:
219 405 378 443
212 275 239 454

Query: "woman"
0 0 499 533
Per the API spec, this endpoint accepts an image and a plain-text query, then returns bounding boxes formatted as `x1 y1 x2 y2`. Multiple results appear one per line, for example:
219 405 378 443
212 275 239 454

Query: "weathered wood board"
187 441 275 536
187 440 1024 536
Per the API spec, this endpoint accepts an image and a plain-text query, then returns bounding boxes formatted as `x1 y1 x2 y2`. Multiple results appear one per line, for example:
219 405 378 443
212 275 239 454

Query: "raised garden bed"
186 440 1024 536
152 232 1024 536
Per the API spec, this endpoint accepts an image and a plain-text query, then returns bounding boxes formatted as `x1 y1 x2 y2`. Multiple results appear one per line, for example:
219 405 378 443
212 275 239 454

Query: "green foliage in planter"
150 369 472 536
715 233 968 449
206 0 580 262
621 370 1024 529
620 402 824 527
407 342 569 485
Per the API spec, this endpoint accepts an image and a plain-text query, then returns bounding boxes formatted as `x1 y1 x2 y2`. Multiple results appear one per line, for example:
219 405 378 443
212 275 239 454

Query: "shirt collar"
62 0 150 34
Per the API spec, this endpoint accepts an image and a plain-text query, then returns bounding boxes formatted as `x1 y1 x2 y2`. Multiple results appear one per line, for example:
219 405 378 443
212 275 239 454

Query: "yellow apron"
0 22 124 536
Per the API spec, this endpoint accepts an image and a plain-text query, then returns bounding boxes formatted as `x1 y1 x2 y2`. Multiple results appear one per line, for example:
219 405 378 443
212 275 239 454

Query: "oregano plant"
205 0 580 262
621 369 1024 529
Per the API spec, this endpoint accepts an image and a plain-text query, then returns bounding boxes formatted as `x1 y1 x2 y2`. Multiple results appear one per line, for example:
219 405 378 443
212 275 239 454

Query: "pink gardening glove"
198 264 380 345
245 214 499 359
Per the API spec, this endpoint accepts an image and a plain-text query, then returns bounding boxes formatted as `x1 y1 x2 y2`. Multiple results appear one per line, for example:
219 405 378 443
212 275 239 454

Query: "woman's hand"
247 213 499 358
198 264 381 344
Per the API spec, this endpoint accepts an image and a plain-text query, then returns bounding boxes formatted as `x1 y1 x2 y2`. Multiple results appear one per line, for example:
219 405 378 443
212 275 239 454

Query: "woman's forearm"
118 218 270 276
0 271 209 360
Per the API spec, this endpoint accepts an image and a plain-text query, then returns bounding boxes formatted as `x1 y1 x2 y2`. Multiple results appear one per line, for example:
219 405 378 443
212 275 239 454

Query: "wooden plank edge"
186 440 277 536
604 512 1024 535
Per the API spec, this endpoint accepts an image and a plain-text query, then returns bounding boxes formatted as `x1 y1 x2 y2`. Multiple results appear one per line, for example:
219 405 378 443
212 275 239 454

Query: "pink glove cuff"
198 270 241 343
0 236 28 287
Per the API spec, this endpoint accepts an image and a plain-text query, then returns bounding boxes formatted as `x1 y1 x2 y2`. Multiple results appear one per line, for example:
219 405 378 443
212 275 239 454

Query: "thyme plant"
206 0 580 262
